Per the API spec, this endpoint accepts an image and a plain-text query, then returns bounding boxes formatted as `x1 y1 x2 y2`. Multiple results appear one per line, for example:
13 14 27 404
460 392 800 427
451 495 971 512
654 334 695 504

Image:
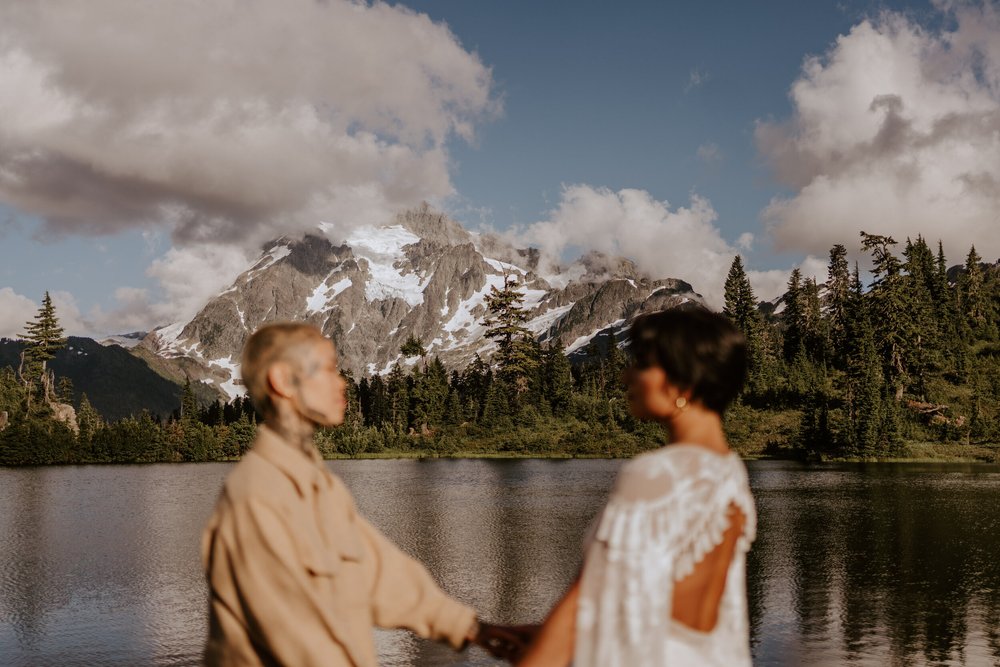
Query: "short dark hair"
627 307 747 414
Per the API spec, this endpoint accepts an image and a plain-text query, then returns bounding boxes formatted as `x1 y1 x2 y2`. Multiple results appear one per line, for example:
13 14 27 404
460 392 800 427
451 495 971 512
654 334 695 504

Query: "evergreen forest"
1 234 998 465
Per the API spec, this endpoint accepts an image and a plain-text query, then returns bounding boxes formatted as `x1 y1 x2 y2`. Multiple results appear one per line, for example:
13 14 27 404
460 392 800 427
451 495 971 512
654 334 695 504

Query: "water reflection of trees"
342 458 616 667
750 463 1000 665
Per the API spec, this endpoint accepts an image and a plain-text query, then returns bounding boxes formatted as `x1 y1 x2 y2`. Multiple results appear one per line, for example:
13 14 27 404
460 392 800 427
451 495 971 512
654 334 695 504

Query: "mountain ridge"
138 205 703 398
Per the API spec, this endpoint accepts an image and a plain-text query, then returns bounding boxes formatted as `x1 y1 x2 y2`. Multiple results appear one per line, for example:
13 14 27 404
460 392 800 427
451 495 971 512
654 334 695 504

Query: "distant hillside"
0 336 183 421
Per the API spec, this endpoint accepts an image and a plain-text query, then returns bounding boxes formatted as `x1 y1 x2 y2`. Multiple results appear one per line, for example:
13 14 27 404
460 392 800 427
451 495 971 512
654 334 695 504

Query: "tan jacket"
201 425 476 666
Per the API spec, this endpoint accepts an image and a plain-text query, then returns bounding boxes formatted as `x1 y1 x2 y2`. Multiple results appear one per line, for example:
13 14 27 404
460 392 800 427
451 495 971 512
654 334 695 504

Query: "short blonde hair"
241 322 326 417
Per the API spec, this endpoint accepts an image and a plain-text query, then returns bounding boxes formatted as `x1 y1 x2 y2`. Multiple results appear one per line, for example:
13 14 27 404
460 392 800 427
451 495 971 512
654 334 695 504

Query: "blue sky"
1 0 997 336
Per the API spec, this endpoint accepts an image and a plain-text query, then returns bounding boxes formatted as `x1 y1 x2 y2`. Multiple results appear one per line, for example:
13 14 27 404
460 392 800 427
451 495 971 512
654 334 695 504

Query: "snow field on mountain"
208 356 244 399
305 272 353 314
567 318 626 354
346 225 429 307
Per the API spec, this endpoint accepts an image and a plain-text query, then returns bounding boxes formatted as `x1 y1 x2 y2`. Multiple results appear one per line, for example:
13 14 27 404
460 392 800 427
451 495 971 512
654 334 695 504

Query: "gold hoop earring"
675 397 687 409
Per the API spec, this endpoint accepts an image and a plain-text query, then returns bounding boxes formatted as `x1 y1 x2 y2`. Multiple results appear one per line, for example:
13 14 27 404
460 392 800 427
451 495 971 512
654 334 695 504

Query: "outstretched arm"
356 514 478 649
516 577 580 667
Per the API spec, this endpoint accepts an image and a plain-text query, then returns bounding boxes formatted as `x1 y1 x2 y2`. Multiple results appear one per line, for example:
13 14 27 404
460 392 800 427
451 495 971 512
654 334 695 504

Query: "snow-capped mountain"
98 331 147 349
139 205 702 399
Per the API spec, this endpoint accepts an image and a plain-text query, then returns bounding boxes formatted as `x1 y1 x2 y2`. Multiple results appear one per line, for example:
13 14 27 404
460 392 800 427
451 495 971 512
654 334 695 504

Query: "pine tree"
844 263 884 457
901 236 940 397
480 376 512 429
21 292 67 371
825 244 851 369
801 277 826 363
482 273 540 393
931 241 966 376
412 357 448 431
543 340 574 416
385 364 409 432
57 376 75 405
959 245 988 333
76 393 103 456
180 378 198 422
800 381 832 456
366 375 389 427
782 268 805 361
400 335 427 361
784 273 825 365
723 256 764 391
933 241 951 311
460 355 490 420
227 412 256 458
19 292 68 406
860 232 910 400
443 389 464 426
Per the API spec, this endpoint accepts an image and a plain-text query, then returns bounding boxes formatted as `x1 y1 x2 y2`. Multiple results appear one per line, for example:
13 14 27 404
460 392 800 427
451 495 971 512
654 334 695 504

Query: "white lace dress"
575 445 757 667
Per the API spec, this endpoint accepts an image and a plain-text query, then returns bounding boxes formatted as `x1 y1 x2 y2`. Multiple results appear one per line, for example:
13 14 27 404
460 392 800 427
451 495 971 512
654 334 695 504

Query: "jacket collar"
252 424 327 497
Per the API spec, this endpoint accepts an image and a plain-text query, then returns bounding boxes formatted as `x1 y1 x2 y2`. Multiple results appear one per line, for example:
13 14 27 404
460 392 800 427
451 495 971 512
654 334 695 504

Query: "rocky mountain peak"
577 250 646 282
395 202 472 247
140 205 704 399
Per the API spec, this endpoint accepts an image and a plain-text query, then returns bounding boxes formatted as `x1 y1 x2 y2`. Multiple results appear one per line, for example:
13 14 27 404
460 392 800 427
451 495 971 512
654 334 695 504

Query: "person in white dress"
517 307 757 667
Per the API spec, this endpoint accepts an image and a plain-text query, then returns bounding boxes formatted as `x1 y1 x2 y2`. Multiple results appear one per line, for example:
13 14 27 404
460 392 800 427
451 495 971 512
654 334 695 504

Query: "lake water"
1 458 999 666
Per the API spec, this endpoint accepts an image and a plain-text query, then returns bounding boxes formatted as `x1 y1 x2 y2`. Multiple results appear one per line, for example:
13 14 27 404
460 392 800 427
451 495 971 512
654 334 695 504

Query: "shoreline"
1 443 996 467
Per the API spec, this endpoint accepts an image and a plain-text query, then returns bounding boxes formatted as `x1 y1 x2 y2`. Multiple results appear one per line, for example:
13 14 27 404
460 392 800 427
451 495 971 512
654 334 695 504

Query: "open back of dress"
575 445 757 667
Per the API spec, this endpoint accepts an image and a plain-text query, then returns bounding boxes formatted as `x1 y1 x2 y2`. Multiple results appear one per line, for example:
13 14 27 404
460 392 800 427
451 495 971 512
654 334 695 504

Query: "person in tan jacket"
202 322 523 666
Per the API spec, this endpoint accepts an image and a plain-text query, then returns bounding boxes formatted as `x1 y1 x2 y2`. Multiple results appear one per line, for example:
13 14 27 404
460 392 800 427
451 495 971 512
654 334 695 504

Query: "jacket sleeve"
355 514 477 649
203 498 356 666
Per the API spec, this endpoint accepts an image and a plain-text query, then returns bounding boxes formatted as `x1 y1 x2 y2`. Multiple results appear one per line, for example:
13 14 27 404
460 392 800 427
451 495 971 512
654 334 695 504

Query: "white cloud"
798 254 830 283
746 269 793 303
519 185 763 308
9 244 254 338
745 255 828 304
90 244 253 334
737 232 755 250
0 288 39 338
697 142 723 164
686 68 710 92
0 288 89 338
757 2 1000 263
0 0 498 248
146 245 253 325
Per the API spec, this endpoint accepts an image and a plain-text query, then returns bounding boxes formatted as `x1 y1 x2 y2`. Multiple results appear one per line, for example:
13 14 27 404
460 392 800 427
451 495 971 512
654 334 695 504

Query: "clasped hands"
469 621 539 663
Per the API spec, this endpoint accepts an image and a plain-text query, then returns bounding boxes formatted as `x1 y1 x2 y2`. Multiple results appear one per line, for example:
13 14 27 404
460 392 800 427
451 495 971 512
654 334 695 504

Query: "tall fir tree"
801 277 826 363
782 268 805 361
844 263 885 456
400 335 427 362
958 245 988 334
931 240 967 376
19 291 68 406
825 244 851 369
385 364 409 432
180 378 198 422
482 273 540 393
901 236 940 397
543 340 573 417
723 256 764 391
21 292 67 371
412 357 449 430
860 232 910 400
76 393 103 456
